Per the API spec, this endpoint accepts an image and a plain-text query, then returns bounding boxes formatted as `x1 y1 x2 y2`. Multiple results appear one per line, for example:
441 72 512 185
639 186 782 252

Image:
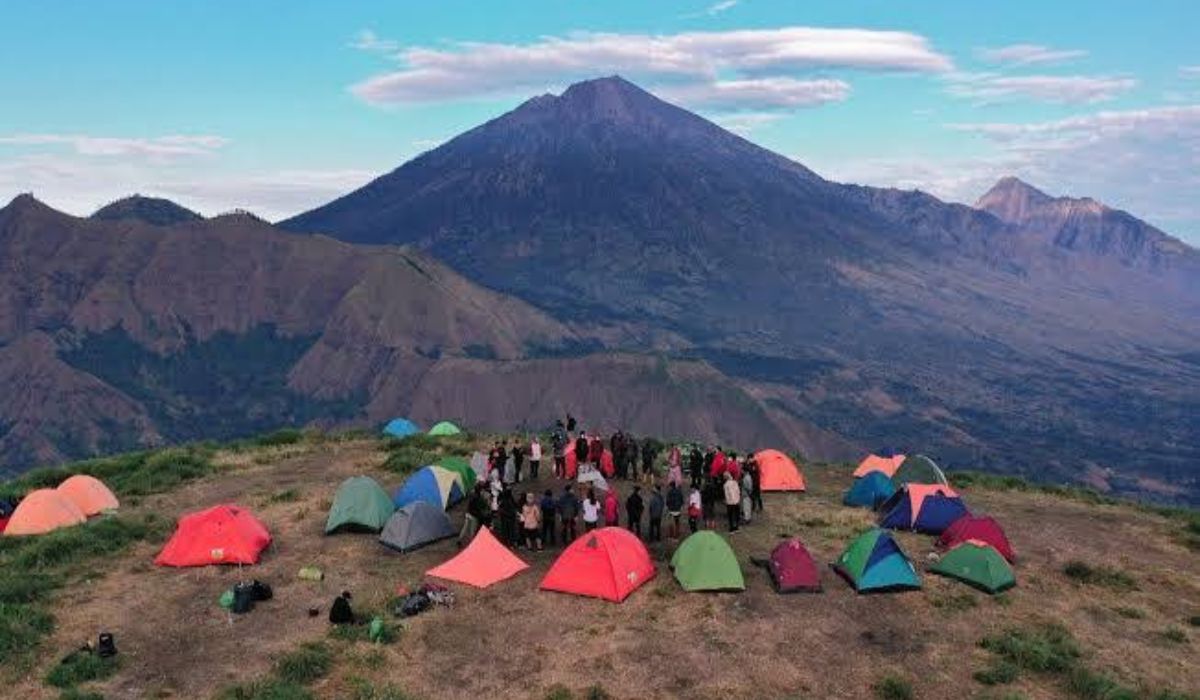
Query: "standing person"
666 481 684 539
641 438 656 484
538 489 557 547
687 485 702 533
610 431 625 480
488 469 502 526
689 447 704 488
459 483 488 547
647 485 665 542
558 484 579 544
512 439 525 483
582 489 600 531
520 492 543 551
502 450 516 486
748 456 764 514
589 434 604 470
603 488 620 527
623 432 638 480
552 422 567 479
740 468 754 525
625 486 644 539
575 431 590 470
702 478 719 529
498 487 518 546
566 413 577 433
723 473 741 533
667 446 683 488
529 436 542 480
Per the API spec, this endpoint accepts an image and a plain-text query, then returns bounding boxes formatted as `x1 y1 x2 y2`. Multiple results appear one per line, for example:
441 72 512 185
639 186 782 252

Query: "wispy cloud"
349 29 399 55
976 43 1088 66
658 77 850 110
349 27 953 110
945 73 1136 104
0 134 227 159
1181 65 1200 78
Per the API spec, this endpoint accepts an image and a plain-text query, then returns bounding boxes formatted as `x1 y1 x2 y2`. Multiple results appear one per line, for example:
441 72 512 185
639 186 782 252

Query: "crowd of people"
456 414 766 552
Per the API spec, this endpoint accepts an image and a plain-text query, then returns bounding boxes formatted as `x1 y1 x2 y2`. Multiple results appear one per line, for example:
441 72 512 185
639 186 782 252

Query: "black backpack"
97 632 117 658
232 583 256 614
251 580 273 601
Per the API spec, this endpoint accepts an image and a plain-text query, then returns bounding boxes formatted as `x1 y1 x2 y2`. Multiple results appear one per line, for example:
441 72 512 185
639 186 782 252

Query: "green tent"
438 456 477 488
670 531 745 592
929 541 1015 594
890 455 948 488
428 421 462 437
325 476 395 534
832 528 921 593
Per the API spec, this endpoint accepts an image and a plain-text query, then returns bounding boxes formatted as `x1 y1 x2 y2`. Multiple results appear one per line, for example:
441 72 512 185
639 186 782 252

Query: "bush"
974 661 1019 686
1062 561 1137 591
273 642 333 685
979 624 1080 674
344 678 414 700
544 684 573 700
1189 615 1200 627
217 679 314 700
1160 627 1188 644
256 429 305 447
1063 667 1137 700
584 686 611 700
58 690 106 700
45 652 119 688
872 675 914 700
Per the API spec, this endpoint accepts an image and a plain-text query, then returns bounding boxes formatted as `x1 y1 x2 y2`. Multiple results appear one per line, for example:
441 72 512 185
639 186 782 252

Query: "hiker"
641 439 656 483
723 473 741 532
603 488 620 527
666 481 684 538
460 483 489 546
552 421 567 478
520 492 543 551
513 439 526 483
625 486 644 538
582 489 600 531
740 466 754 525
529 436 542 480
329 591 355 625
647 484 665 542
624 432 639 480
687 485 702 533
487 469 502 524
702 478 720 529
498 488 519 546
566 413 577 433
611 431 626 479
689 447 704 488
558 484 580 543
748 456 763 513
667 446 683 487
503 450 516 485
538 489 556 546
575 431 590 469
589 434 604 469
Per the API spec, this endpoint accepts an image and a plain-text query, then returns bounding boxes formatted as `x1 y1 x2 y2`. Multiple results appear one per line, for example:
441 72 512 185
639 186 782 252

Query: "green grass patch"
979 624 1081 674
0 446 213 501
544 684 573 700
931 591 978 613
1160 627 1188 644
264 488 301 505
45 652 120 688
343 677 415 700
1 514 166 570
872 674 914 700
255 429 306 447
973 661 1019 686
273 642 333 685
58 690 106 700
1062 561 1138 591
1113 606 1146 620
217 679 314 700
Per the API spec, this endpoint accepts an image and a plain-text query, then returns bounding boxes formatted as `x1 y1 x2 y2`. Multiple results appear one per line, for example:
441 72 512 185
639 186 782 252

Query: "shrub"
217 679 314 700
58 690 105 700
979 624 1080 674
544 684 573 700
344 678 414 700
273 642 332 685
974 661 1019 686
256 429 305 447
1189 615 1200 627
1062 561 1137 591
584 686 611 700
1063 667 1137 700
872 675 914 700
45 652 119 688
1160 627 1188 644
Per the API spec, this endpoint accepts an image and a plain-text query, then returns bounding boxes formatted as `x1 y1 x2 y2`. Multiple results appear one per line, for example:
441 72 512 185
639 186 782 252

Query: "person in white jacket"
723 473 741 532
529 436 543 480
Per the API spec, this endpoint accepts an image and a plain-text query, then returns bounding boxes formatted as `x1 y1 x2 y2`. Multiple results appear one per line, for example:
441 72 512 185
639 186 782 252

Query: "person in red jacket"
603 488 620 527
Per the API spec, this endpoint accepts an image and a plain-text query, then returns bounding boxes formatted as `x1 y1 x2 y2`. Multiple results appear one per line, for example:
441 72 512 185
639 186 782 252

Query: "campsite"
1 430 1196 700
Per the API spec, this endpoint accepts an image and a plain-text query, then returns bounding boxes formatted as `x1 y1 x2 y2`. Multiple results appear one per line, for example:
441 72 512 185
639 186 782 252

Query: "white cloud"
0 134 227 159
349 29 399 55
711 112 785 135
946 73 1136 104
1181 66 1200 78
658 77 850 110
976 44 1088 66
705 0 740 15
349 27 953 108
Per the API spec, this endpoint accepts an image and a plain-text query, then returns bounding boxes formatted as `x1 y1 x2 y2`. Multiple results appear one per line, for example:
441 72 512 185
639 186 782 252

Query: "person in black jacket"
625 486 644 539
665 481 685 538
498 488 518 547
557 484 580 544
688 447 704 488
566 413 577 433
512 440 525 483
459 483 489 546
647 485 665 542
574 432 590 468
538 489 557 546
748 457 764 513
641 439 656 482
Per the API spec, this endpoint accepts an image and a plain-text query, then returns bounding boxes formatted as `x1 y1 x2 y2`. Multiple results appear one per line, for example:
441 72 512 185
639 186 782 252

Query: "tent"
832 528 920 593
382 418 420 438
426 527 529 588
155 504 271 567
379 501 456 553
843 471 896 509
754 450 806 492
2 489 86 536
930 540 1016 594
890 455 948 487
853 453 907 478
540 527 656 602
428 421 462 436
671 531 745 592
56 475 119 516
393 466 465 510
439 456 477 488
937 516 1015 562
325 476 395 534
768 538 822 593
878 484 968 534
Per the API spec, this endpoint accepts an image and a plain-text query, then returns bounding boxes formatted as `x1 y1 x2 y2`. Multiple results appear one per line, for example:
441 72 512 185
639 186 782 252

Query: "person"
723 472 741 532
666 481 684 538
589 434 604 469
498 487 518 546
558 484 580 543
566 413 577 433
641 439 656 483
529 436 542 480
747 456 763 513
603 488 620 527
502 450 516 485
623 432 638 480
647 484 665 542
689 447 704 488
667 446 683 488
520 492 542 551
687 485 702 533
610 431 625 479
487 469 502 525
538 488 556 547
575 431 590 470
582 489 600 531
488 442 501 479
740 467 754 525
329 590 355 625
702 478 719 529
625 486 644 538
513 439 526 483
459 483 488 546
552 422 567 478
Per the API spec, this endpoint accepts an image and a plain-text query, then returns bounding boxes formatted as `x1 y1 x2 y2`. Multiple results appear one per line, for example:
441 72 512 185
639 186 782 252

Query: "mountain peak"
975 177 1054 224
91 195 203 226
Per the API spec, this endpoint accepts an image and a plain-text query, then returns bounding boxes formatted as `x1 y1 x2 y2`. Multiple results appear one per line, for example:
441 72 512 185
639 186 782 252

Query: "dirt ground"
11 440 1199 700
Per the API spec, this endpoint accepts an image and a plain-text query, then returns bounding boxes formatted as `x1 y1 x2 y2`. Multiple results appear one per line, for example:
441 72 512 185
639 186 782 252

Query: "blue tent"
383 418 420 438
911 495 970 534
393 466 465 510
843 472 896 509
832 528 921 593
878 486 969 534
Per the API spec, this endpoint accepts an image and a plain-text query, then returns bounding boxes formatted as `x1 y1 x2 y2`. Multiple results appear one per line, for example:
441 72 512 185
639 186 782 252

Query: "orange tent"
56 475 119 516
853 454 906 478
155 504 272 567
426 527 529 588
540 527 656 602
754 450 806 491
3 489 87 536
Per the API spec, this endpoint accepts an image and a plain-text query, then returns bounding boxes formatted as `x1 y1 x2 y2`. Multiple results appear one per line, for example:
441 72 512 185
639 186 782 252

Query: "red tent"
768 538 821 593
426 528 529 588
937 515 1015 562
754 450 806 491
0 516 8 534
155 504 271 567
540 527 656 602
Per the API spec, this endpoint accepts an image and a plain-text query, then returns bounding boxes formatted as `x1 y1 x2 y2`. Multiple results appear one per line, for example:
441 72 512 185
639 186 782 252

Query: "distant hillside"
91 194 203 226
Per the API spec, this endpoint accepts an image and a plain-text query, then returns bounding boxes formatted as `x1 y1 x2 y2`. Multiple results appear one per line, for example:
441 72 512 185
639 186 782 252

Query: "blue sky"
1 0 1198 242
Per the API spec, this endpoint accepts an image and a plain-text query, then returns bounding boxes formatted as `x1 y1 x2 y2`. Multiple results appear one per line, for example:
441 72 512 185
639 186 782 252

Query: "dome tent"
878 484 968 534
753 450 806 491
832 528 920 593
426 527 529 588
853 453 907 478
383 418 420 438
379 501 456 553
2 489 86 536
428 421 462 437
325 476 395 534
393 466 465 510
843 471 896 509
890 455 948 488
155 504 271 567
929 540 1016 594
671 531 745 592
540 527 656 602
937 515 1016 562
438 456 478 488
767 538 822 593
56 474 119 516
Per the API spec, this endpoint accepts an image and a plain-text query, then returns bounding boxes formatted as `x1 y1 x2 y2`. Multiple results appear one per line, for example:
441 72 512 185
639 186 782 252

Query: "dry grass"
5 438 1198 700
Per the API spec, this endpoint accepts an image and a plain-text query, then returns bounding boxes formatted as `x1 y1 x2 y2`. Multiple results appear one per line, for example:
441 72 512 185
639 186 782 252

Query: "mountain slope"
284 76 1200 503
91 194 203 226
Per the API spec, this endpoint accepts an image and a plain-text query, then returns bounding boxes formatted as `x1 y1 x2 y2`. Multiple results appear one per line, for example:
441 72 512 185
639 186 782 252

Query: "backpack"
398 592 431 618
232 583 256 614
251 580 273 601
